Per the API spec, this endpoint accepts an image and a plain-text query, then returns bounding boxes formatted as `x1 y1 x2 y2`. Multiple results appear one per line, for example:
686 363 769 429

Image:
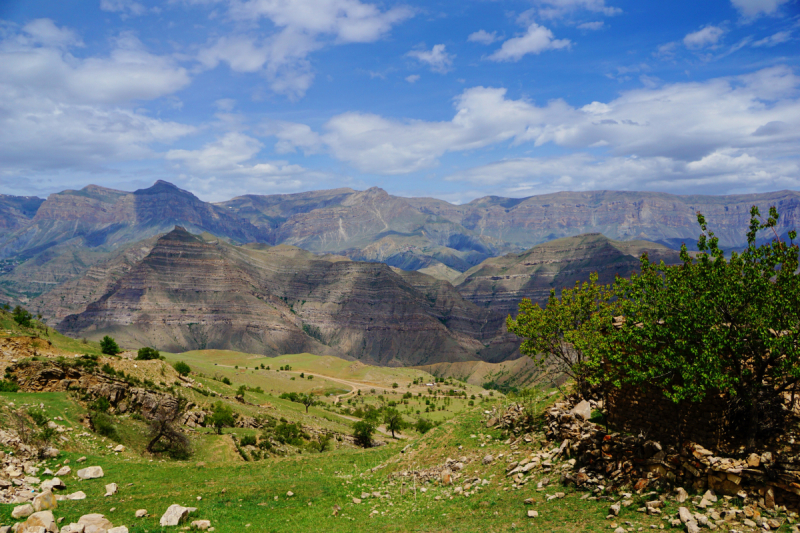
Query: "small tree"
100 336 121 355
147 400 190 459
582 206 800 448
415 417 434 434
507 272 613 397
300 393 315 413
353 420 374 448
12 306 33 328
209 402 235 435
383 408 406 438
137 347 161 361
173 361 191 376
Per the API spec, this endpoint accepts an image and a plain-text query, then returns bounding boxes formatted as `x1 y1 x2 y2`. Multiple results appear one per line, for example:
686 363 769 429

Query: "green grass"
0 310 103 356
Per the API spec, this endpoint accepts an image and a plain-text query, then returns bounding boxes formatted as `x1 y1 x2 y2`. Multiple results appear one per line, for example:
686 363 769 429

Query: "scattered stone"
104 484 118 497
678 507 693 524
78 513 113 533
676 488 688 503
527 510 538 518
286 491 294 497
191 520 211 530
352 498 362 504
18 510 57 533
108 528 128 533
76 457 86 463
570 400 592 421
66 492 86 501
12 504 34 519
76 467 104 480
159 505 195 527
32 491 57 512
609 502 621 517
135 510 148 518
113 445 125 453
482 455 494 465
686 521 700 533
41 478 65 491
55 466 71 477
360 493 369 499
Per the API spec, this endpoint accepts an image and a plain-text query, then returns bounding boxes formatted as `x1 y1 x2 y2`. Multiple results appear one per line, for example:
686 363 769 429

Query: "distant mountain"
0 195 44 233
59 227 517 366
455 233 682 317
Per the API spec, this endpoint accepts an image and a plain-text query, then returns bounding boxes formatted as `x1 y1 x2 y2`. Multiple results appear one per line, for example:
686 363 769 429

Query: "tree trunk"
746 401 759 450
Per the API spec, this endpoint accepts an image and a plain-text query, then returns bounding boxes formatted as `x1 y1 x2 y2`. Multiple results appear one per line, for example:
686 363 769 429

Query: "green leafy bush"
173 361 191 376
27 407 48 427
415 418 434 434
353 421 374 448
240 434 257 447
136 347 161 360
91 412 118 439
12 306 32 328
0 379 19 392
100 336 121 355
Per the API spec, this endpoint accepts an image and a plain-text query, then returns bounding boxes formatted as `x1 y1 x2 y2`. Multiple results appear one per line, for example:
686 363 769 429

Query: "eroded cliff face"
455 233 682 317
59 227 513 366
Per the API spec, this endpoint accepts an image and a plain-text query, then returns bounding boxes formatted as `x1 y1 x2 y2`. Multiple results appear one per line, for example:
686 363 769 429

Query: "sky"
0 0 799 203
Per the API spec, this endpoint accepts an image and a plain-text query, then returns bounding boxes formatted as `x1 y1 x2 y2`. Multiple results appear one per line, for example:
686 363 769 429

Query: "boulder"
675 487 688 503
18 511 57 533
113 445 125 453
76 467 104 480
60 524 85 533
77 514 113 533
104 484 118 497
66 492 86 501
41 478 65 491
12 504 34 519
191 520 211 530
678 507 693 524
32 491 57 512
134 510 147 518
570 400 592 421
55 466 71 477
159 505 195 527
107 528 128 533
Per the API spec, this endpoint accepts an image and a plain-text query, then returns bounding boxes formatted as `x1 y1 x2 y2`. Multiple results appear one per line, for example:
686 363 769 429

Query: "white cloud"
577 21 604 30
488 23 571 62
468 30 499 44
100 0 147 17
164 132 329 199
683 26 725 49
528 0 621 20
407 44 453 74
730 0 790 18
405 74 420 83
0 22 194 176
198 0 413 99
752 31 792 46
269 66 800 185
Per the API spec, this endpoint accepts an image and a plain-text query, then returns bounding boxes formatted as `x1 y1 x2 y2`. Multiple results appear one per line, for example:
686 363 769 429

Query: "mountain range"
1 180 795 364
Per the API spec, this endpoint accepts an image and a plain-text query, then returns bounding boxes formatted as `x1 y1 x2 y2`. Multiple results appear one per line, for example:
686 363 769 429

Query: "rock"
76 457 86 463
614 529 626 533
12 504 34 519
66 492 86 500
191 521 211 531
609 502 621 516
742 518 757 528
55 467 71 477
352 498 362 504
678 507 693 524
60 524 85 533
76 467 104 480
482 454 494 465
104 484 117 497
33 491 57 512
570 400 592 421
19 511 57 533
134 510 147 518
107 528 127 533
41 478 65 491
286 491 293 497
113 445 125 453
159 505 194 527
702 489 717 503
77 514 113 533
765 487 775 509
685 520 700 533
360 493 369 499
527 510 538 518
440 468 453 485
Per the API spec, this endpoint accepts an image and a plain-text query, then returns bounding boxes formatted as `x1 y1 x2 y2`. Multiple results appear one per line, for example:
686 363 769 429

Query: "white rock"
107 528 128 533
76 467 104 480
191 520 211 530
19 510 57 533
77 513 113 533
527 510 539 518
41 478 65 491
104 483 118 497
12 504 34 519
66 492 86 501
678 507 693 524
159 504 195 527
113 445 125 453
134 510 147 518
55 467 71 477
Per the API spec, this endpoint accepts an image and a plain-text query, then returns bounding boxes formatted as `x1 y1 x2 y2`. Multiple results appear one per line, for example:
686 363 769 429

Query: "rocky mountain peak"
134 180 196 199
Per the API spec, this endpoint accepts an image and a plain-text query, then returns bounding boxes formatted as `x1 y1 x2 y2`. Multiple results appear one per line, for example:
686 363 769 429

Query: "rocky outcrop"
7 359 180 420
58 227 515 365
455 233 682 315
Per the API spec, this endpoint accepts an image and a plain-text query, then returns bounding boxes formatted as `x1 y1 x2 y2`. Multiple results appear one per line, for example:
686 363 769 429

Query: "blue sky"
0 0 798 202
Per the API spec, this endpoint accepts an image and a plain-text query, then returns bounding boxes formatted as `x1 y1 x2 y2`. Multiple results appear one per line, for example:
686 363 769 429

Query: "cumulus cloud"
406 44 453 73
198 0 413 99
488 23 571 62
752 31 792 47
267 66 800 195
528 0 621 19
683 26 725 49
0 22 194 176
405 74 420 83
468 30 499 45
730 0 790 18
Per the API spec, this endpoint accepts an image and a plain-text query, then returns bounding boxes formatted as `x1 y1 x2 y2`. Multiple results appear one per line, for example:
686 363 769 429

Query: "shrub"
240 434 257 447
274 422 305 446
27 407 48 427
136 347 161 360
173 361 191 376
0 379 19 392
101 363 116 376
353 421 374 448
209 402 234 434
415 417 434 434
91 412 118 439
221 377 231 385
100 336 121 355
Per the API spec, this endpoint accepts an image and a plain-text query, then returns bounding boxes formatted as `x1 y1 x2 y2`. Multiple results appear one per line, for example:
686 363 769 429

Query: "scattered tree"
353 420 375 448
173 361 191 376
136 347 161 360
383 408 406 438
12 306 32 328
209 402 235 434
415 417 434 434
146 400 191 459
300 393 315 413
